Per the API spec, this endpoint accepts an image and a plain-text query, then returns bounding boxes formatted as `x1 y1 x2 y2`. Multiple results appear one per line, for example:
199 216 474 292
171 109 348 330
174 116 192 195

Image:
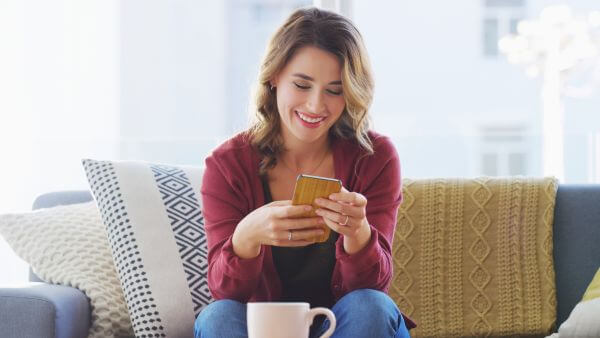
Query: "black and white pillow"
82 159 212 338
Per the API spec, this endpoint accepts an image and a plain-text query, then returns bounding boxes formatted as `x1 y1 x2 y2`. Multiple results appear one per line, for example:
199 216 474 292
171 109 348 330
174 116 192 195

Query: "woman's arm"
201 155 267 301
331 137 402 297
201 154 325 301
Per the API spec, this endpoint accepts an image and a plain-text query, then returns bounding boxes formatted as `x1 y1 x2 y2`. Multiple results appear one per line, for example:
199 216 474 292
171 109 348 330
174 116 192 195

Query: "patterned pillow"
0 202 134 337
82 159 212 338
390 177 558 337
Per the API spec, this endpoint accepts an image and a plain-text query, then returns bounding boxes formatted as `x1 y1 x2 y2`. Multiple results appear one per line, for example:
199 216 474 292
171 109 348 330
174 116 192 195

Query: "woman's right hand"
231 200 325 259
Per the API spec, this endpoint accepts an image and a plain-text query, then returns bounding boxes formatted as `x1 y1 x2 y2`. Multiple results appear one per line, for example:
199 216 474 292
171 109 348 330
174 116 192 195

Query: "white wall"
0 0 120 283
118 0 228 165
352 0 599 180
352 1 537 178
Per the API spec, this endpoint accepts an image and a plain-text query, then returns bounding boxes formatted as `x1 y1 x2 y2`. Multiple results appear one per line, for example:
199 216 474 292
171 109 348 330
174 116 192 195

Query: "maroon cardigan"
201 130 415 328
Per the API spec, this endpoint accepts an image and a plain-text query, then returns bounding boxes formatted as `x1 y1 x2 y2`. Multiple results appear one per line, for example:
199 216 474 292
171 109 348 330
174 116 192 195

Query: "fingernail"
315 209 322 215
305 205 312 211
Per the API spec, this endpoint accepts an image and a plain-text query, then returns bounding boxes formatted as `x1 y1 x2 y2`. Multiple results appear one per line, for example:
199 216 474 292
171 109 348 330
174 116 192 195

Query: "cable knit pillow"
82 159 211 338
0 202 134 337
390 177 558 337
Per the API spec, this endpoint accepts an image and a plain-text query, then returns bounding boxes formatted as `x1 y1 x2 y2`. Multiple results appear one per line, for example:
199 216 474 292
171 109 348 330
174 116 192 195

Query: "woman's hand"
314 187 372 254
232 200 326 259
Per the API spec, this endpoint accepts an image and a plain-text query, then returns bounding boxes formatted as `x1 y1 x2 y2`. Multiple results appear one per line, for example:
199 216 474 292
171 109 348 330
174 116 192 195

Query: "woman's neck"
279 134 331 174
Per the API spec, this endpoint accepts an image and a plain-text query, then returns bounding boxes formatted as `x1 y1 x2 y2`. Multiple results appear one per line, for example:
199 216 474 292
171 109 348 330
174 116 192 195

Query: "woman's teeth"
297 111 325 123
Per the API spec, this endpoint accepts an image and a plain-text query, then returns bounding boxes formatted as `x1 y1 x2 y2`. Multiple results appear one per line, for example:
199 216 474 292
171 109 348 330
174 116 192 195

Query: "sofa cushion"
553 184 600 325
0 283 91 338
389 177 558 337
82 159 211 338
0 202 133 337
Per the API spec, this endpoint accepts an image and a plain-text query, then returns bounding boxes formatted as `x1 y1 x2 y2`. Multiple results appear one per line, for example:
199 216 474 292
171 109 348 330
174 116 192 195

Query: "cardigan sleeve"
332 136 402 297
201 153 265 302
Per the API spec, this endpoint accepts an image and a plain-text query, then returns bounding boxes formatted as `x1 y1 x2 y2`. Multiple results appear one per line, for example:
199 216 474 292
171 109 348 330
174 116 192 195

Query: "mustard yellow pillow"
390 177 558 337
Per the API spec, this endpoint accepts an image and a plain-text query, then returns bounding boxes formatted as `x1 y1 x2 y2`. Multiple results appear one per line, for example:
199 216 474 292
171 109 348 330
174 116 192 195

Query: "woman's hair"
249 7 375 175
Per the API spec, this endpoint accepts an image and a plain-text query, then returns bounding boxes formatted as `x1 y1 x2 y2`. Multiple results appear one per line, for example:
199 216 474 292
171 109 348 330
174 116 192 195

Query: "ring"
288 231 293 241
340 215 349 226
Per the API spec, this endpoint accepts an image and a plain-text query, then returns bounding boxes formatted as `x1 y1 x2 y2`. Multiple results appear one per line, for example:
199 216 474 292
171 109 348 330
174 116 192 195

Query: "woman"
196 7 414 338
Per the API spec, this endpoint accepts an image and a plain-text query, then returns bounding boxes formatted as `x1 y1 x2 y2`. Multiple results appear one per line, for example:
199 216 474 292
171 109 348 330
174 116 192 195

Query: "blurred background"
1 0 599 283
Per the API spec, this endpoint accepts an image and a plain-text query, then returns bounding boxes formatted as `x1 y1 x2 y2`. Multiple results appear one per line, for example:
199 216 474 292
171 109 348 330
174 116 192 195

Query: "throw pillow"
390 177 559 337
82 159 211 338
581 267 600 302
546 268 600 338
0 202 134 337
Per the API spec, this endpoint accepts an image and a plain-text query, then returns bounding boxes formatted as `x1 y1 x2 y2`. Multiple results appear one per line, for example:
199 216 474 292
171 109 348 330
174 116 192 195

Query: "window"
480 125 530 176
589 131 600 183
484 18 500 56
483 0 526 57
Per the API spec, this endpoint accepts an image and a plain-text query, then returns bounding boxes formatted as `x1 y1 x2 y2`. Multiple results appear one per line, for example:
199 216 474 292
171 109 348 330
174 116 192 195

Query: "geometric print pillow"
82 159 212 338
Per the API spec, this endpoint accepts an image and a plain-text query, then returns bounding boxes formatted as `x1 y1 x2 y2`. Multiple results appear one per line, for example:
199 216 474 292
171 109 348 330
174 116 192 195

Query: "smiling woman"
250 8 376 177
196 6 414 338
273 46 346 146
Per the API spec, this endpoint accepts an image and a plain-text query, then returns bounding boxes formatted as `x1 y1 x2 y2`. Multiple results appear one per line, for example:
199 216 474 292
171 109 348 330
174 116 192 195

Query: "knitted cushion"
82 159 211 338
390 177 558 337
0 202 133 337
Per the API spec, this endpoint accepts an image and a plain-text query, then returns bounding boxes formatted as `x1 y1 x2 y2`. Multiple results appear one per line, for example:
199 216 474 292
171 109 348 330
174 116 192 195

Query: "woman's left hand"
314 187 372 254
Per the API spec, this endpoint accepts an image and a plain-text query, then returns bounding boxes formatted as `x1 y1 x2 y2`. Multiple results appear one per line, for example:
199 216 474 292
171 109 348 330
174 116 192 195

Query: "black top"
261 176 338 308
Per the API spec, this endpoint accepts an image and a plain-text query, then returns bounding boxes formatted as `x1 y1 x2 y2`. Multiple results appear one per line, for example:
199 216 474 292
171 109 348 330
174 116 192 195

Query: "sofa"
1 183 599 338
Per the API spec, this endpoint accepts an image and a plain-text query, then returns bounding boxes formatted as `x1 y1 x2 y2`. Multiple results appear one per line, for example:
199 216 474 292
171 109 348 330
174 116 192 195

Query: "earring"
270 84 275 91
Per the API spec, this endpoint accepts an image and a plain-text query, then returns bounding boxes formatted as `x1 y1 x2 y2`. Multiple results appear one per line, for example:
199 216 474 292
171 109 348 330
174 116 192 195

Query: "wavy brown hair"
248 7 375 175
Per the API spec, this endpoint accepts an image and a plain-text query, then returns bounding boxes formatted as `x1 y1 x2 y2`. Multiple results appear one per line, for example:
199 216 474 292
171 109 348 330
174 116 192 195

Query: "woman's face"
273 45 346 146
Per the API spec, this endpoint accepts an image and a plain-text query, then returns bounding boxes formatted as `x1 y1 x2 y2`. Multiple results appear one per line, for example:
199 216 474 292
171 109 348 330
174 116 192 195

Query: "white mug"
247 302 336 338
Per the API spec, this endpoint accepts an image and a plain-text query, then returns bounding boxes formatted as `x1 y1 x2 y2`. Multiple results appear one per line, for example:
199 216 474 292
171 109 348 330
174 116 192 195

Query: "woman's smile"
295 110 327 128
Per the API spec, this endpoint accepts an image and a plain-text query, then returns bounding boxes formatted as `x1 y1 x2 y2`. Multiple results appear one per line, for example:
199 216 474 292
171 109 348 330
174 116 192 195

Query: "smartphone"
291 174 342 242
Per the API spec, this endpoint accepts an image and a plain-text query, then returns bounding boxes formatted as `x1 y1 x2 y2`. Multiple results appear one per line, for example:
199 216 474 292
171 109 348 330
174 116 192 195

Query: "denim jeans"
194 289 411 338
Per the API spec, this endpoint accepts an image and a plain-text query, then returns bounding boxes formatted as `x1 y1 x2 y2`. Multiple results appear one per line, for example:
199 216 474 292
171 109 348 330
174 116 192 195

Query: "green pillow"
546 267 600 338
581 268 600 302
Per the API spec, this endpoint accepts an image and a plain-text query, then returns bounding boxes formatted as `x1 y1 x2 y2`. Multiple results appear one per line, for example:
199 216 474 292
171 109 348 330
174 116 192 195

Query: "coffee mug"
247 302 336 338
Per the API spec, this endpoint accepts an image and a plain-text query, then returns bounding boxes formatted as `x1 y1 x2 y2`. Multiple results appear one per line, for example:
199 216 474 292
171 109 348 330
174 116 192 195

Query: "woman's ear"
270 75 280 90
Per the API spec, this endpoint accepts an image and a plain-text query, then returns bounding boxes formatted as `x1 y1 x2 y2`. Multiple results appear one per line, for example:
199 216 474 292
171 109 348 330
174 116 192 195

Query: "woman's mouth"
295 111 326 128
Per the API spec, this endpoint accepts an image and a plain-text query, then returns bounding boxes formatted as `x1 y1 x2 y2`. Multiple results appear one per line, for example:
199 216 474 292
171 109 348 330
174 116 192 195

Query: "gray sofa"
1 185 600 338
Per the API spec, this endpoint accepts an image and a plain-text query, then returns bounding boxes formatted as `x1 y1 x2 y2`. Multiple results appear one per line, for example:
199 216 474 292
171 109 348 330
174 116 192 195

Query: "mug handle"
306 307 336 338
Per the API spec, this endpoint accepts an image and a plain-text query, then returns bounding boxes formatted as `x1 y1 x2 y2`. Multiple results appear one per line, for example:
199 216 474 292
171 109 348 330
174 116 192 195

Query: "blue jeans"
195 289 410 338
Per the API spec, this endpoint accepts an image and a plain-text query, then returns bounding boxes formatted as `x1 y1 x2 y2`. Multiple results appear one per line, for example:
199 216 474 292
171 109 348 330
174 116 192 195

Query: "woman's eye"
294 82 310 90
327 89 343 96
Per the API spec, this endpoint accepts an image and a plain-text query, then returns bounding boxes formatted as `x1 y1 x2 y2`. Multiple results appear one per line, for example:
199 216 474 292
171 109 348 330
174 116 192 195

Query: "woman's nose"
307 91 326 114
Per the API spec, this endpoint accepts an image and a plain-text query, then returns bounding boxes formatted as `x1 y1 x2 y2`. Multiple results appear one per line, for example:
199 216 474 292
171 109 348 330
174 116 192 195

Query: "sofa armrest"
0 282 90 338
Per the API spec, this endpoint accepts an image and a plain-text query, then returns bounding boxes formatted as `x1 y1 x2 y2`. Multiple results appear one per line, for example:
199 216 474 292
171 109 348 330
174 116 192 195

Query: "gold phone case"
291 174 342 242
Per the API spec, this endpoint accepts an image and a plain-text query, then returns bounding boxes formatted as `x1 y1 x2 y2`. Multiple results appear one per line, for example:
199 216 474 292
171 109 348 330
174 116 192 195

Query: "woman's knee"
194 299 246 337
335 289 397 314
331 289 408 337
